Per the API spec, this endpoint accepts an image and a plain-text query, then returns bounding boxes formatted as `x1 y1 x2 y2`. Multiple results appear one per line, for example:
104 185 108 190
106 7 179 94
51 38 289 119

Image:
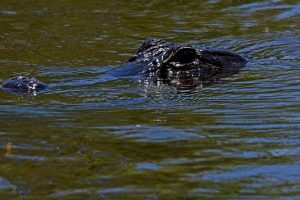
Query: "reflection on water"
1 0 300 199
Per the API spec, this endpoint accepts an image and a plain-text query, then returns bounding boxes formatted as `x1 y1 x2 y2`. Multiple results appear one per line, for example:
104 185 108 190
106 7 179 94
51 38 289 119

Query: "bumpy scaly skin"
1 76 47 93
123 38 247 82
1 38 247 93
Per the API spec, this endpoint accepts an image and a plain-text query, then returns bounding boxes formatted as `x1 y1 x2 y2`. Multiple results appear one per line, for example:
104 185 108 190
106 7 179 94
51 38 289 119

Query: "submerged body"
1 38 247 93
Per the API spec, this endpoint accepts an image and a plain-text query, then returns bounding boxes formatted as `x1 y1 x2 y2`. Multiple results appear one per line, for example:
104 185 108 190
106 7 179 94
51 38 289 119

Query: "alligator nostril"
1 76 47 93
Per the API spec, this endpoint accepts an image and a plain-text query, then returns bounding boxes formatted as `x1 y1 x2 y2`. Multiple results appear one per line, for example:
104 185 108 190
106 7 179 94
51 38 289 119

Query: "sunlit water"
1 0 300 199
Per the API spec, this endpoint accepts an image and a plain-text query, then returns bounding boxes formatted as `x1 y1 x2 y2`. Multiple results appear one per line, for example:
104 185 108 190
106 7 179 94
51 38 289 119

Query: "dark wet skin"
116 38 247 87
1 76 47 93
1 38 247 93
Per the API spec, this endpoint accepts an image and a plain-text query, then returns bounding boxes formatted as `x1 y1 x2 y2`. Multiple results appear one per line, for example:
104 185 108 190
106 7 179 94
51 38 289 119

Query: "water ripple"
1 1 300 199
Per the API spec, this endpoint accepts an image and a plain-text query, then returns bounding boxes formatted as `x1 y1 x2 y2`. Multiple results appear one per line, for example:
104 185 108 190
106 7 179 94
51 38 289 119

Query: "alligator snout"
1 76 47 93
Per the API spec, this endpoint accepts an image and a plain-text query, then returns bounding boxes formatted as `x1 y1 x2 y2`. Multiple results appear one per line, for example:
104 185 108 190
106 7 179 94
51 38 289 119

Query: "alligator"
1 38 247 93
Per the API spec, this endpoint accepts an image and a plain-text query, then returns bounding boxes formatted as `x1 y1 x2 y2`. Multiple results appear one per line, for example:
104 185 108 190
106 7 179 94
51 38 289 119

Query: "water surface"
1 0 300 199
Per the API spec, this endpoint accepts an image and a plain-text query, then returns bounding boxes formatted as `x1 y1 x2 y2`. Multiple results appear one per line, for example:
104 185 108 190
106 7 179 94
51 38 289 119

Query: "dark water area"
1 0 300 199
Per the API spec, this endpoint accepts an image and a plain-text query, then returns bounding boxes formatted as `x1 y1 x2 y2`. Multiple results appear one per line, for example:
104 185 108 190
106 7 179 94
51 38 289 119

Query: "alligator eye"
168 47 197 65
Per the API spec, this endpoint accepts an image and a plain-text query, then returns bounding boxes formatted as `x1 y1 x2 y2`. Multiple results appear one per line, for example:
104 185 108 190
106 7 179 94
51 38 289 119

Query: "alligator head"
1 38 247 94
121 38 247 86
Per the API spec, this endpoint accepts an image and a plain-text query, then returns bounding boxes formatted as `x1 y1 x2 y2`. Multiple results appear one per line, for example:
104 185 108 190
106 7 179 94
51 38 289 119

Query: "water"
1 0 300 199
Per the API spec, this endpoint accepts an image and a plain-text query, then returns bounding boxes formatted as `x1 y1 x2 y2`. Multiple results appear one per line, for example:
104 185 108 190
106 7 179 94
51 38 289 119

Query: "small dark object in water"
1 76 47 93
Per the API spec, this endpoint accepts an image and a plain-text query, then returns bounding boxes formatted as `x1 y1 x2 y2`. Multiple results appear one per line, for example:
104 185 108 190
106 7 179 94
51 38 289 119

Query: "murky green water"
1 0 300 199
